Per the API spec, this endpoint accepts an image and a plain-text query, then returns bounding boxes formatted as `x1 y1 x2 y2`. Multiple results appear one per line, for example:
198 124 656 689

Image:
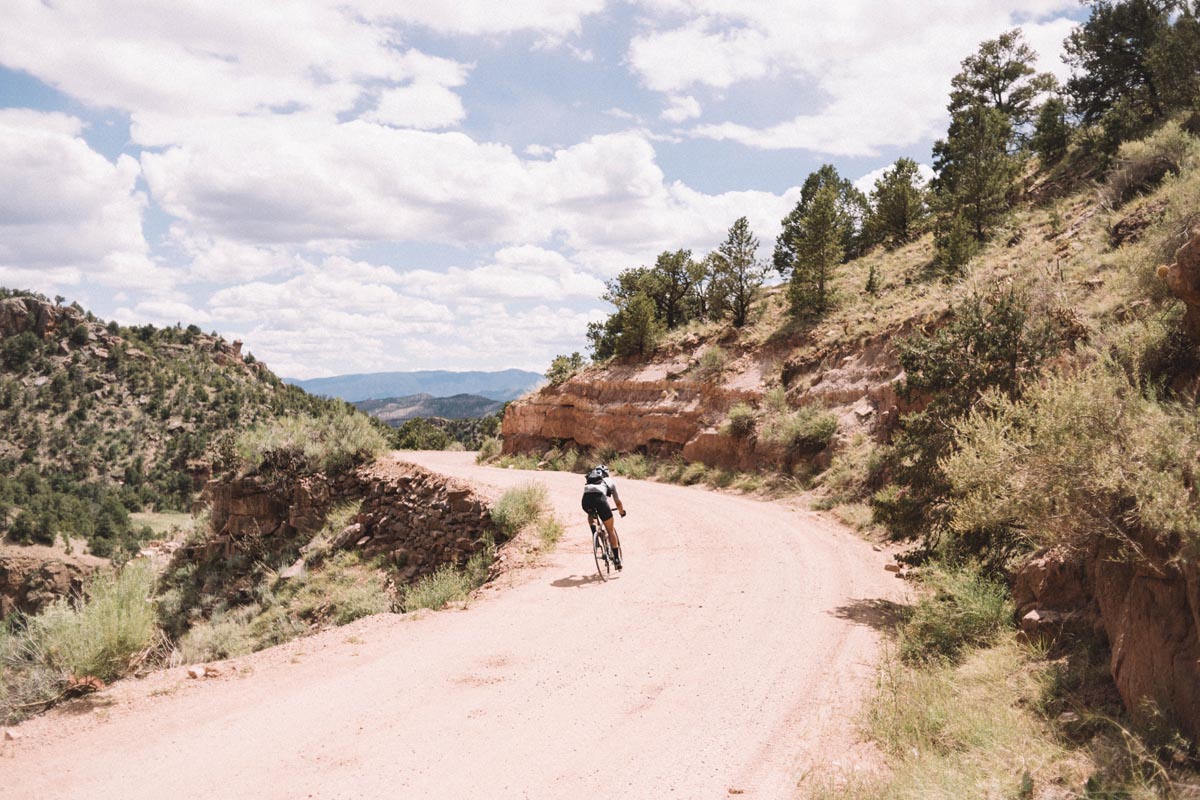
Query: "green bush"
873 288 1073 552
610 453 650 479
943 367 1200 555
899 566 1011 664
758 405 838 452
724 403 757 438
236 405 388 474
545 352 585 385
491 482 548 537
679 461 709 485
1102 121 1199 208
476 436 502 463
402 564 470 612
14 562 158 682
695 346 727 382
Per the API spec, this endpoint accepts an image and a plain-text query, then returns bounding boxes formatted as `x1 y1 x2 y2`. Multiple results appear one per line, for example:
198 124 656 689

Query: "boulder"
1164 227 1200 341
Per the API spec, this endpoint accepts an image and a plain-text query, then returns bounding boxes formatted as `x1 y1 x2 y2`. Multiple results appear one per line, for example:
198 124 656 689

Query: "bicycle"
588 513 616 580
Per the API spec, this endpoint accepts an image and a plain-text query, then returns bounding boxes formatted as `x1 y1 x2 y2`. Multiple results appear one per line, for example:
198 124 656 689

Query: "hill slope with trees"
0 290 354 558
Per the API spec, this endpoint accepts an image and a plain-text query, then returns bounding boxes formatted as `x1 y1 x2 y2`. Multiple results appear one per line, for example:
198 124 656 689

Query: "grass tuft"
491 482 548 538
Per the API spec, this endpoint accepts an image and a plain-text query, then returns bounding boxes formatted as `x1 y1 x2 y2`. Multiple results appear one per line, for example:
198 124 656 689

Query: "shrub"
545 352 586 385
537 516 564 549
943 367 1200 555
724 403 757 438
1101 121 1199 208
695 346 727 382
899 566 1011 664
476 436 502 463
402 564 470 611
679 461 709 485
873 288 1074 552
236 405 388 474
17 562 158 682
610 453 650 479
491 482 548 537
758 405 838 453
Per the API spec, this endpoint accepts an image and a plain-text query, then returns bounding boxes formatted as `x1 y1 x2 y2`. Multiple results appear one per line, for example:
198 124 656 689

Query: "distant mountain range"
354 393 505 424
285 369 544 403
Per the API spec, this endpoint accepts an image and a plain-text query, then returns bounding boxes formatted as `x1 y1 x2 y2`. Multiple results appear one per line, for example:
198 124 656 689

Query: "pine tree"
866 157 929 249
932 103 1022 243
710 217 765 328
788 184 845 314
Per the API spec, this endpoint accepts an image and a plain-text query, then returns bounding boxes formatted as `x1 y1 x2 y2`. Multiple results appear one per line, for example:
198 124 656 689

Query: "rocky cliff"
502 319 906 472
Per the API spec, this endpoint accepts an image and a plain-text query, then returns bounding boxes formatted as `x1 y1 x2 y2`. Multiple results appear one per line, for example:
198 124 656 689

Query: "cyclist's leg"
602 514 621 551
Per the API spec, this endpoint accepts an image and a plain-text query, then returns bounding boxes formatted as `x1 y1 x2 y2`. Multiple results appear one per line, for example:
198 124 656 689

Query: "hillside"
287 369 543 403
0 290 350 558
354 393 504 424
500 120 1200 780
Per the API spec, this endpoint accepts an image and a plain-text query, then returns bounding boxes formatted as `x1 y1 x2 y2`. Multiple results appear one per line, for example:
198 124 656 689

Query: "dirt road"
2 453 905 799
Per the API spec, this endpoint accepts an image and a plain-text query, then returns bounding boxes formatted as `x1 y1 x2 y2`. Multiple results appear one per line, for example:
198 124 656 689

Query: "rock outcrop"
0 296 85 341
191 461 497 586
1014 530 1200 741
502 332 904 472
1164 227 1200 341
0 549 108 619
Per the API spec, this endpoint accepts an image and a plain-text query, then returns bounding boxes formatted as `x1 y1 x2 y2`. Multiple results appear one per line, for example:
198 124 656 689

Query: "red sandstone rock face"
501 335 905 471
1014 532 1200 742
1166 228 1200 340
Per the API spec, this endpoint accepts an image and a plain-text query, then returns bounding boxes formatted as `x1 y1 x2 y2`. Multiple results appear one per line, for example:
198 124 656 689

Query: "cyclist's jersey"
582 476 616 496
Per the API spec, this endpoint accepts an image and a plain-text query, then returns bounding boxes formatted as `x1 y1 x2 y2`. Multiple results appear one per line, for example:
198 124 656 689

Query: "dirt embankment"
2 453 906 799
502 330 906 472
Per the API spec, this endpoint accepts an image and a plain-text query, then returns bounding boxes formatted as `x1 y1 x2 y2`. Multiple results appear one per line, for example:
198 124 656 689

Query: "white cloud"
853 162 935 196
356 0 606 36
398 246 607 301
0 110 159 291
0 1 478 125
365 83 468 129
628 1 1079 154
661 95 702 123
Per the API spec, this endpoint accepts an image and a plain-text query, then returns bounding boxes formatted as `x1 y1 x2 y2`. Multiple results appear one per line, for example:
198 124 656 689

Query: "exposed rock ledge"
1015 530 1200 742
502 333 905 472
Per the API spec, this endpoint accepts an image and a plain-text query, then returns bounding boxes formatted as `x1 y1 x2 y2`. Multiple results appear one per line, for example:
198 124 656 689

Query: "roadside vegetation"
402 482 556 612
520 3 1200 794
1 562 162 724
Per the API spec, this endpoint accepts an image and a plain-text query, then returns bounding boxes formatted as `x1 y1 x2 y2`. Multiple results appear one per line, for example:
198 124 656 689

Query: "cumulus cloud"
629 1 1079 154
0 1 477 124
397 246 607 301
356 0 605 36
661 95 702 123
0 109 160 291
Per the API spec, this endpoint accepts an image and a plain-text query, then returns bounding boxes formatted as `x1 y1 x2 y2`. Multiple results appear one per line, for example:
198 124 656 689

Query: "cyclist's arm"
609 482 626 514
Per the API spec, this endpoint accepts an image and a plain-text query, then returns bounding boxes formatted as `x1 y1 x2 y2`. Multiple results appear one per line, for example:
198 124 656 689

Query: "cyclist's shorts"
581 491 613 522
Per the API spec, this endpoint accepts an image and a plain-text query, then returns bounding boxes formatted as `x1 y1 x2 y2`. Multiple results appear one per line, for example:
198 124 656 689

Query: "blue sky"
0 1 1083 378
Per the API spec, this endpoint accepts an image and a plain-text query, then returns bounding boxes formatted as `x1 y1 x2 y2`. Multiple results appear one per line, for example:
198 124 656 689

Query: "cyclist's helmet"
595 464 610 477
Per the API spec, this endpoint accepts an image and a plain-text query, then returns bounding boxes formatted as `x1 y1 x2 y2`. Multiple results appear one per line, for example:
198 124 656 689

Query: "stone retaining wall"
196 460 497 586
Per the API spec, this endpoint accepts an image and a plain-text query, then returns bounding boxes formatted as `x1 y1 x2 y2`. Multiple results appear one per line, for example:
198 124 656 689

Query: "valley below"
0 452 904 799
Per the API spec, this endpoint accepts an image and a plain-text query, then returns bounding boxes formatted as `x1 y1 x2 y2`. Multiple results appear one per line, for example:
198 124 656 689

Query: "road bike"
588 513 616 580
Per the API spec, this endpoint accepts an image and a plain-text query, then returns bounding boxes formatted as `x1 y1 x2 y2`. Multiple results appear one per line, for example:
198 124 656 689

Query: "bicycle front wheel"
591 523 609 581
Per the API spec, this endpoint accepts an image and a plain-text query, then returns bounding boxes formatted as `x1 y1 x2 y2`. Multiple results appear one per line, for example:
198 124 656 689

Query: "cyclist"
581 464 626 570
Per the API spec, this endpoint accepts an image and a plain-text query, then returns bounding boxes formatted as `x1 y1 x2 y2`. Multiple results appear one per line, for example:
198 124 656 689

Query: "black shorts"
581 491 613 521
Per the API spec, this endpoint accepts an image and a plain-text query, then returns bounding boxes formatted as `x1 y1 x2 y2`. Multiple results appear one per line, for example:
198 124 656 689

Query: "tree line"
563 0 1200 369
